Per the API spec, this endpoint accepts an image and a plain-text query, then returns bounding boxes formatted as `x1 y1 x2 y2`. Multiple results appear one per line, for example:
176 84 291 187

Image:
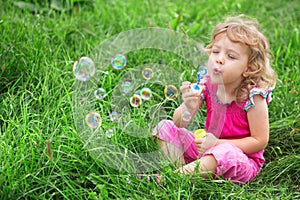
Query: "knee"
152 119 174 136
200 155 218 173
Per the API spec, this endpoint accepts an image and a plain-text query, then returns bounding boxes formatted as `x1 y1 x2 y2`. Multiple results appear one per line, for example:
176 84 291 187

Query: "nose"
216 55 225 65
216 59 224 65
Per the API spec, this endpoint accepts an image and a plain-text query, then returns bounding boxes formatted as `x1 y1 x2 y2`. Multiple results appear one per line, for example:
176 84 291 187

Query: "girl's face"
207 33 250 87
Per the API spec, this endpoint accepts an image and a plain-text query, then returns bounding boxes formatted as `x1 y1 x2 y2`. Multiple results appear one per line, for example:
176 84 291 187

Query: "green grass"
0 0 299 199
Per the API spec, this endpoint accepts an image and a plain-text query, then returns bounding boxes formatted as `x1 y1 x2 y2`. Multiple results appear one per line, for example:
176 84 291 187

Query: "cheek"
206 65 214 78
206 56 214 71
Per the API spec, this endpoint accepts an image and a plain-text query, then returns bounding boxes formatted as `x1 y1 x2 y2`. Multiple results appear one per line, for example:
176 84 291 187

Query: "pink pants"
152 120 261 184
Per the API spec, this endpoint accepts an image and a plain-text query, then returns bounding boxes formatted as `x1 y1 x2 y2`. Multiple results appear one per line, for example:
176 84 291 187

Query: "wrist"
215 138 222 146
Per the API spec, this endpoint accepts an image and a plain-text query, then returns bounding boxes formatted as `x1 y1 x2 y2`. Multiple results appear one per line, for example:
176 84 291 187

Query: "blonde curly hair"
206 15 277 101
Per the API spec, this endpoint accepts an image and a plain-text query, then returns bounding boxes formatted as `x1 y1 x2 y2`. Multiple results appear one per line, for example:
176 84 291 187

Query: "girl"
151 15 277 184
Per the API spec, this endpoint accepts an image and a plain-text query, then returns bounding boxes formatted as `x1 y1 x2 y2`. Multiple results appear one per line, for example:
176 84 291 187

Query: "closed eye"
228 54 236 59
212 49 219 54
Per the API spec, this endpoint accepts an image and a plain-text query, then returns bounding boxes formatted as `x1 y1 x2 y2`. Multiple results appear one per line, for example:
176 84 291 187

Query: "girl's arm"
173 82 205 128
173 101 204 128
216 95 269 154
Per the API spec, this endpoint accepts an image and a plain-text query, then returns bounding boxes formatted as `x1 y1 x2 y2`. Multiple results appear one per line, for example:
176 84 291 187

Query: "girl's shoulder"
243 86 274 112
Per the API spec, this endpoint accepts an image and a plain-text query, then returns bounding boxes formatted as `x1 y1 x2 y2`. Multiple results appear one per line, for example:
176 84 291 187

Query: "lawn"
0 0 299 199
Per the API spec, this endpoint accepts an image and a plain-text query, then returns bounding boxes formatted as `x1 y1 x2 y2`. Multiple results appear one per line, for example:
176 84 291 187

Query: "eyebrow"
212 44 240 55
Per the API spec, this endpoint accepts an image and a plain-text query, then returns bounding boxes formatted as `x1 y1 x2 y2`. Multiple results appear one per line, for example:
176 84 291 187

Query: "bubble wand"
191 66 208 139
190 65 207 94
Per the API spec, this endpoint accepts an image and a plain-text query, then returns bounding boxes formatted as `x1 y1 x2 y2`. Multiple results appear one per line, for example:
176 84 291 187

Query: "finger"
183 98 200 105
198 148 203 154
199 147 205 154
195 143 202 153
180 84 191 93
194 138 204 144
195 142 204 153
182 81 191 85
182 92 200 99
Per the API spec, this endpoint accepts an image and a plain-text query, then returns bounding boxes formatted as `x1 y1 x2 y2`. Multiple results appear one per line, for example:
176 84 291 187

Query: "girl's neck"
216 83 239 104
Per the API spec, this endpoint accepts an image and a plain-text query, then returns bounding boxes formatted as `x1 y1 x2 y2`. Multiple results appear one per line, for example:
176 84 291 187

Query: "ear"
243 65 251 77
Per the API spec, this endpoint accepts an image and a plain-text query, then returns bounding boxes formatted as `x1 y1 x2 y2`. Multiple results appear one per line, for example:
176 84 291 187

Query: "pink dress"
152 78 273 184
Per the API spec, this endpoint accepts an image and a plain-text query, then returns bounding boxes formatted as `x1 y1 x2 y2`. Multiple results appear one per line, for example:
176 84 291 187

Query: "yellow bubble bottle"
194 129 207 139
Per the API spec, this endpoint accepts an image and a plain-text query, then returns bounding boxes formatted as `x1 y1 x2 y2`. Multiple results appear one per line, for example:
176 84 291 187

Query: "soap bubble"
106 129 114 138
109 111 119 122
73 57 95 81
94 88 106 100
182 110 192 122
142 68 153 80
140 88 152 100
85 112 101 128
164 85 178 100
73 28 212 174
130 94 142 107
198 65 208 76
111 54 126 70
120 81 133 94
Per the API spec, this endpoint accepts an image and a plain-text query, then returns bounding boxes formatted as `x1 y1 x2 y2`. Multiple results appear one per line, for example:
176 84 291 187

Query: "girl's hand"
194 133 218 154
180 81 201 111
173 81 204 127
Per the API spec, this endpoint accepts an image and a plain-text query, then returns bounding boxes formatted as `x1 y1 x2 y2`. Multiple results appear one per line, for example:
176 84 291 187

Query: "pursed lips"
213 67 222 75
